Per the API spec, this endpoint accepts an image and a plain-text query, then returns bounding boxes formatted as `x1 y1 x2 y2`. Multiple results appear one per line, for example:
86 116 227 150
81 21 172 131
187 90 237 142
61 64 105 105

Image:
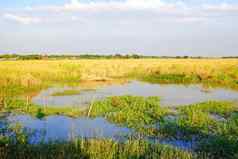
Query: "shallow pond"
1 81 238 150
6 114 132 143
32 81 238 108
3 114 195 150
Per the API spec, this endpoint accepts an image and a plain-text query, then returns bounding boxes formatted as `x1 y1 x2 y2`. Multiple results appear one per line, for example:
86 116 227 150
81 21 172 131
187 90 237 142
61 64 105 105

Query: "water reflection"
32 81 238 108
6 114 132 143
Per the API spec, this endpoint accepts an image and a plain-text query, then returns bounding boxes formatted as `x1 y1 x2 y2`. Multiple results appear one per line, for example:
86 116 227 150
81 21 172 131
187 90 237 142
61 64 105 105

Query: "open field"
0 59 238 159
0 59 238 96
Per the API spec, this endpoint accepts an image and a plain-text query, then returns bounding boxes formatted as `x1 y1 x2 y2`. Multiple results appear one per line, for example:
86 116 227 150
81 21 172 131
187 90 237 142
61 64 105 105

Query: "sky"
0 0 238 56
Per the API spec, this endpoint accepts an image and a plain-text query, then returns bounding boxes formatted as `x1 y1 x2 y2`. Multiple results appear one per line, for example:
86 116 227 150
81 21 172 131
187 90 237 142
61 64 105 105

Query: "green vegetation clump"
51 89 81 96
159 101 238 136
142 74 201 84
179 101 237 117
3 98 84 118
195 112 238 159
36 108 45 119
90 96 169 132
157 101 238 158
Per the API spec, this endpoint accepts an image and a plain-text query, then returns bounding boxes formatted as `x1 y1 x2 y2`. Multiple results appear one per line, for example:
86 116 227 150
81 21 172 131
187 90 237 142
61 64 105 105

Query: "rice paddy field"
0 58 238 159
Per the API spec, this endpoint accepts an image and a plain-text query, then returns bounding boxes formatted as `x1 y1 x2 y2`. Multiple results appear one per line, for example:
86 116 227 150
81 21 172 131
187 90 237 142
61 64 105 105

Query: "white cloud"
3 13 42 24
24 0 238 16
26 0 186 12
203 3 238 12
2 0 238 25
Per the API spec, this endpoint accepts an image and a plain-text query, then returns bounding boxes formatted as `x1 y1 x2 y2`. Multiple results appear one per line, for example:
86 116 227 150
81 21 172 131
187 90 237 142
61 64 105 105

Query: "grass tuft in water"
2 97 85 118
36 108 45 119
178 101 237 118
90 96 169 135
51 89 81 96
141 74 201 84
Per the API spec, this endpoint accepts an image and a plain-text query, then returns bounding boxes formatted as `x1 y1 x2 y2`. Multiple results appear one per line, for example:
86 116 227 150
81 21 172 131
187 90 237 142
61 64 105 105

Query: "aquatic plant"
2 97 85 118
179 101 237 118
157 101 238 158
194 113 238 159
36 108 45 119
141 74 201 84
90 96 169 134
51 89 81 96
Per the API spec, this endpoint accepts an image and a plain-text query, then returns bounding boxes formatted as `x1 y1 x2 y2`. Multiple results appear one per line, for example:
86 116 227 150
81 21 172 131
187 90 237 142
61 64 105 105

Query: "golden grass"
0 59 237 92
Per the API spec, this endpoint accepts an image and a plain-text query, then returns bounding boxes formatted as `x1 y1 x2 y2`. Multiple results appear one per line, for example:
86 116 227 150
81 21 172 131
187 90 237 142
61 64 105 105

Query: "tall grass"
0 59 238 96
0 138 195 159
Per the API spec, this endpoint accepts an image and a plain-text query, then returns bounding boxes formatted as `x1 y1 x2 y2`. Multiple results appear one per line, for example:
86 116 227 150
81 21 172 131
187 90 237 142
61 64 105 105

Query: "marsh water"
4 114 196 150
32 81 238 108
1 80 238 149
5 114 132 143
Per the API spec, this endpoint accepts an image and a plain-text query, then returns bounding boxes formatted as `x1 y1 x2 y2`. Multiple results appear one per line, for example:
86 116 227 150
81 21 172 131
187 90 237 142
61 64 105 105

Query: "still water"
32 81 238 108
1 81 237 150
5 114 195 150
6 114 132 143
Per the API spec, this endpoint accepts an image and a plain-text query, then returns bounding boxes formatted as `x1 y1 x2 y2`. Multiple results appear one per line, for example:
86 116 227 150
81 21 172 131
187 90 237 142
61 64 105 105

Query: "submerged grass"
51 89 81 96
141 74 201 84
178 101 237 118
2 98 84 118
90 96 169 135
159 101 238 137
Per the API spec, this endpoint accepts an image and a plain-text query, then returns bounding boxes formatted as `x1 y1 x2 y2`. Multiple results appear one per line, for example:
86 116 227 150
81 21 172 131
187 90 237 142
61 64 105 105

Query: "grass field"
0 59 238 159
0 59 238 96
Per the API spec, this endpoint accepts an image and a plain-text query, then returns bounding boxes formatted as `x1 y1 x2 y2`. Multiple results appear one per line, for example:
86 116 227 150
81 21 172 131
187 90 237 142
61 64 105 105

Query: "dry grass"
0 59 237 93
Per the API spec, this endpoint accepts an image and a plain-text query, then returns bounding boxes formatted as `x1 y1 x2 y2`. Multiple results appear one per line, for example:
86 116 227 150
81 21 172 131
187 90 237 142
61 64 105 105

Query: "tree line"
0 54 237 60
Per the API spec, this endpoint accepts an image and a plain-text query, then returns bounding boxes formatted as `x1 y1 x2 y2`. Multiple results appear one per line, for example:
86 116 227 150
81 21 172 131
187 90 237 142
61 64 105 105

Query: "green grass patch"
157 101 238 158
90 96 169 135
179 101 237 117
2 98 85 118
159 101 237 137
51 89 81 96
141 74 201 84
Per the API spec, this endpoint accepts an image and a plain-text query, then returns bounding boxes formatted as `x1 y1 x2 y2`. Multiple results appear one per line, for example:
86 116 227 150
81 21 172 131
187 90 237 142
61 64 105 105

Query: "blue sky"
0 0 238 56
